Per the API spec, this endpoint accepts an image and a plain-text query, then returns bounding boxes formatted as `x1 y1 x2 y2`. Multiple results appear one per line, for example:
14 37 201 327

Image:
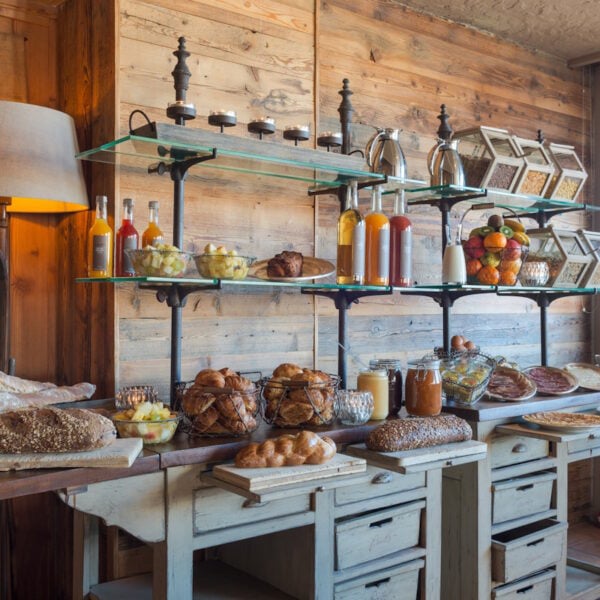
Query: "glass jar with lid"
357 369 388 420
512 136 555 197
405 357 442 417
453 126 523 191
369 358 403 417
545 142 588 202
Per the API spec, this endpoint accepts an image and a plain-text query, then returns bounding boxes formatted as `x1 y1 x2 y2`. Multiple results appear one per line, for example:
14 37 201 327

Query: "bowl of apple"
195 243 255 280
127 244 195 278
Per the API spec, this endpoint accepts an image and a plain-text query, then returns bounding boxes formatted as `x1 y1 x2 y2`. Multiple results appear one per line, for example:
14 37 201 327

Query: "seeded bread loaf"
366 414 472 452
0 407 116 453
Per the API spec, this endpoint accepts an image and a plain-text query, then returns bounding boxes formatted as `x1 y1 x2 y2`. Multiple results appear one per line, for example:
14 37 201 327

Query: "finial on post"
436 104 453 141
536 129 545 144
166 37 197 125
338 78 354 155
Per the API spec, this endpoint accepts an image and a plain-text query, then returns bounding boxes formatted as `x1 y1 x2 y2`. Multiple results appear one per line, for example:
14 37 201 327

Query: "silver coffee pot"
427 105 465 187
365 128 407 179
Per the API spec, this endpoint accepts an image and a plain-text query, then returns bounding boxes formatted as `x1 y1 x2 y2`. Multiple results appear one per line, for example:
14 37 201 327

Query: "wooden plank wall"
116 0 591 397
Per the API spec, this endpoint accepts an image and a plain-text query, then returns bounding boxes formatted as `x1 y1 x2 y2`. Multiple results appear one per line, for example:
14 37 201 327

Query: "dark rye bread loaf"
0 407 116 453
366 414 472 452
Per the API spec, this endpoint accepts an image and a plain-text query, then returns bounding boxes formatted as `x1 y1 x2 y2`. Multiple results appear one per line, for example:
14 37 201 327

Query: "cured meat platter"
522 366 579 396
486 366 537 402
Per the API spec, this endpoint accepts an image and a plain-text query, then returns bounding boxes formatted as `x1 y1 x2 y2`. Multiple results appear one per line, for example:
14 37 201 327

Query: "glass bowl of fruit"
194 243 255 280
440 352 496 405
126 244 195 278
112 401 181 445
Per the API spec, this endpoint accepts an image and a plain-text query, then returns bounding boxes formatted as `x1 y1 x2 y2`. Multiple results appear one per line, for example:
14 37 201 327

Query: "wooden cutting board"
212 453 366 492
0 438 143 471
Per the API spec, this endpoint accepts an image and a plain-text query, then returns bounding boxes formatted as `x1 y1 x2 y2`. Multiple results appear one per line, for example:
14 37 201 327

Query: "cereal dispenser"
512 136 555 197
577 229 600 288
545 143 588 202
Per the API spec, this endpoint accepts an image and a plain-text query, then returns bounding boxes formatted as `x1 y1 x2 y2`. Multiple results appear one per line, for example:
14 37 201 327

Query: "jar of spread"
369 358 402 417
405 357 442 417
357 369 389 420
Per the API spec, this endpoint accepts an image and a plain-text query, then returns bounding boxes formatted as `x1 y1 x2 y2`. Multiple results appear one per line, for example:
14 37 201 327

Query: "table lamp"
0 101 89 374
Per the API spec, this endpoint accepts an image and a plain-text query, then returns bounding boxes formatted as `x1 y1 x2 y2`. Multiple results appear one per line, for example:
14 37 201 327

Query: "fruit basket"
112 401 181 445
440 352 496 405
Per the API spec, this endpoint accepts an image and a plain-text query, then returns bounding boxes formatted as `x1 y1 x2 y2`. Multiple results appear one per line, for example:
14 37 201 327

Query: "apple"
503 238 522 260
464 236 485 259
481 252 501 268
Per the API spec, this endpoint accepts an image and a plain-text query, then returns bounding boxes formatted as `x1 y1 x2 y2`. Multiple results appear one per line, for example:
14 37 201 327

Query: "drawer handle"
365 577 390 589
526 538 544 547
369 517 393 528
242 499 269 509
516 483 534 492
372 472 393 484
517 585 534 594
512 443 527 453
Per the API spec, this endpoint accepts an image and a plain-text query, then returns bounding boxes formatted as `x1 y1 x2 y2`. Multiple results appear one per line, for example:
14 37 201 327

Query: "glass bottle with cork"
336 180 365 284
364 185 390 286
115 197 139 277
87 195 113 278
142 200 164 248
389 190 412 287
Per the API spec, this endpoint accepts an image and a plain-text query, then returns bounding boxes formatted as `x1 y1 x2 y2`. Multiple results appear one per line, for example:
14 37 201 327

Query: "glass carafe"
442 223 466 284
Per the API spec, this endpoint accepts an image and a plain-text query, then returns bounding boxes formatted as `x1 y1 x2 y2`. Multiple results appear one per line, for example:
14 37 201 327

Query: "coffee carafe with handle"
365 128 407 179
427 105 465 187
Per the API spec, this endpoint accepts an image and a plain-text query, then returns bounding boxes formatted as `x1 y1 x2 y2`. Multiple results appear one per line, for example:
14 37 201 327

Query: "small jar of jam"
369 358 402 418
405 357 442 417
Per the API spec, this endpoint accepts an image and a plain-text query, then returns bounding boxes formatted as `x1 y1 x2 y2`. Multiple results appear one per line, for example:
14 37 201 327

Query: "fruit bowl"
440 352 496 405
126 247 195 278
195 253 255 280
112 402 181 445
463 237 528 286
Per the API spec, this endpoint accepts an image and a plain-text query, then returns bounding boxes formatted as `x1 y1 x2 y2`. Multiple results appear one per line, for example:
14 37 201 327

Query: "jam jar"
405 357 442 417
369 358 403 417
357 369 389 420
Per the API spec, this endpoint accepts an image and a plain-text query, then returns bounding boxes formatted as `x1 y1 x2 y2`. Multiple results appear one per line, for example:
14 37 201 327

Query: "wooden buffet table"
1 419 486 600
443 390 600 600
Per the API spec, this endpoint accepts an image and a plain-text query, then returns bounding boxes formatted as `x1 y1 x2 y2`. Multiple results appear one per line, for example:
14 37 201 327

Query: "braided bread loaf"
234 431 336 468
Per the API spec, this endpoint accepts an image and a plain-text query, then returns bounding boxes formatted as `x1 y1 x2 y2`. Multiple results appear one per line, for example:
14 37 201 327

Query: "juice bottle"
115 198 139 277
389 190 412 287
336 180 365 284
87 195 113 277
142 200 164 248
364 186 390 285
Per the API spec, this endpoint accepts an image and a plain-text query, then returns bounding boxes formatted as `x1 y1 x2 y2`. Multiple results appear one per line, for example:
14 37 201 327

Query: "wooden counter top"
442 389 600 421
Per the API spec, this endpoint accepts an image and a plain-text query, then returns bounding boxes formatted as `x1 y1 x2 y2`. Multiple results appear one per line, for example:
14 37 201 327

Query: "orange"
500 259 522 275
483 232 507 251
466 258 483 277
499 270 517 286
477 265 500 285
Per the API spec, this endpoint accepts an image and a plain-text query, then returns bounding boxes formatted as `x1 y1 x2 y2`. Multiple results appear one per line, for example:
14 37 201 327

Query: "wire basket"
260 373 340 427
175 379 260 437
439 352 496 405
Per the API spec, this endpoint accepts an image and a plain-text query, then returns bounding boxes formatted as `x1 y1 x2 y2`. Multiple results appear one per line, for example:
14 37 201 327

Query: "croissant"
234 431 336 468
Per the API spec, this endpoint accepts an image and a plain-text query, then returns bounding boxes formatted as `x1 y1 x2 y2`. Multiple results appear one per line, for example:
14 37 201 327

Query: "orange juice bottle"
142 200 164 248
87 195 113 277
364 186 390 285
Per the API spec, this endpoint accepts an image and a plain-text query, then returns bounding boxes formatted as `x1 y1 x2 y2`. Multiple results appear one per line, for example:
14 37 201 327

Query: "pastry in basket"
234 431 336 468
267 251 304 278
183 368 258 435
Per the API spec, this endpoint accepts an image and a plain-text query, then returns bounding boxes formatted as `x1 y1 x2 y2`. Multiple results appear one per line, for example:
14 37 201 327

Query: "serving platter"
485 366 537 402
563 362 600 391
522 366 579 396
250 257 335 282
523 411 600 433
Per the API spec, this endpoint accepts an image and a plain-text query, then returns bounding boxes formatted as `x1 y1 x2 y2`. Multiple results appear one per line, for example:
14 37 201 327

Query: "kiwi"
469 227 483 238
498 225 514 238
478 226 494 236
488 214 504 229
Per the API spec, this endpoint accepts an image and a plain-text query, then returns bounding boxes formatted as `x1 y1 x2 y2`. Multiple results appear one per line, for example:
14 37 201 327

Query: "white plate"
250 257 335 282
523 411 600 433
522 366 579 396
563 363 600 391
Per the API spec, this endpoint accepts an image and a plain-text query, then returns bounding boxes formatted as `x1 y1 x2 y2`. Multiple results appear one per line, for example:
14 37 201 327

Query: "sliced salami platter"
522 366 579 396
485 366 537 402
563 363 600 392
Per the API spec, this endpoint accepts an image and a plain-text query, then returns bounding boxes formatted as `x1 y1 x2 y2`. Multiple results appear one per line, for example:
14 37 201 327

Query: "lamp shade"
0 101 88 213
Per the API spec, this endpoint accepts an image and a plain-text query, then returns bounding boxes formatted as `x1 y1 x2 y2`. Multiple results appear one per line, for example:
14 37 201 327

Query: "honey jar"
357 369 389 420
405 357 442 417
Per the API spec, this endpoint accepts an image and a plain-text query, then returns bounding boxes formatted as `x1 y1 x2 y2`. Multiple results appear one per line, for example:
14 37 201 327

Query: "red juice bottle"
389 190 412 287
115 197 139 277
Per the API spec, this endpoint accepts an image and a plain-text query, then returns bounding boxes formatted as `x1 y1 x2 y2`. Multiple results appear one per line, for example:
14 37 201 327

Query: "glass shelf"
75 276 599 295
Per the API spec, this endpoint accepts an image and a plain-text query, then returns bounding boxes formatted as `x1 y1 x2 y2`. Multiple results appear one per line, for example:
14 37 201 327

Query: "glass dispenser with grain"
545 143 588 202
512 135 555 197
576 229 600 288
453 126 523 191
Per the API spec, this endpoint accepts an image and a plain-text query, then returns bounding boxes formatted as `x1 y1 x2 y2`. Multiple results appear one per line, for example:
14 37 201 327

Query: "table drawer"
490 434 549 470
492 472 555 525
492 569 555 599
335 466 425 507
335 500 425 570
334 559 424 600
492 519 566 583
193 486 310 534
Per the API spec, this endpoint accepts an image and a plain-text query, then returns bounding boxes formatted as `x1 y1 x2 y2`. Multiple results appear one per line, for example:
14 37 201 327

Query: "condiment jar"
357 369 389 420
405 357 442 417
369 358 403 417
